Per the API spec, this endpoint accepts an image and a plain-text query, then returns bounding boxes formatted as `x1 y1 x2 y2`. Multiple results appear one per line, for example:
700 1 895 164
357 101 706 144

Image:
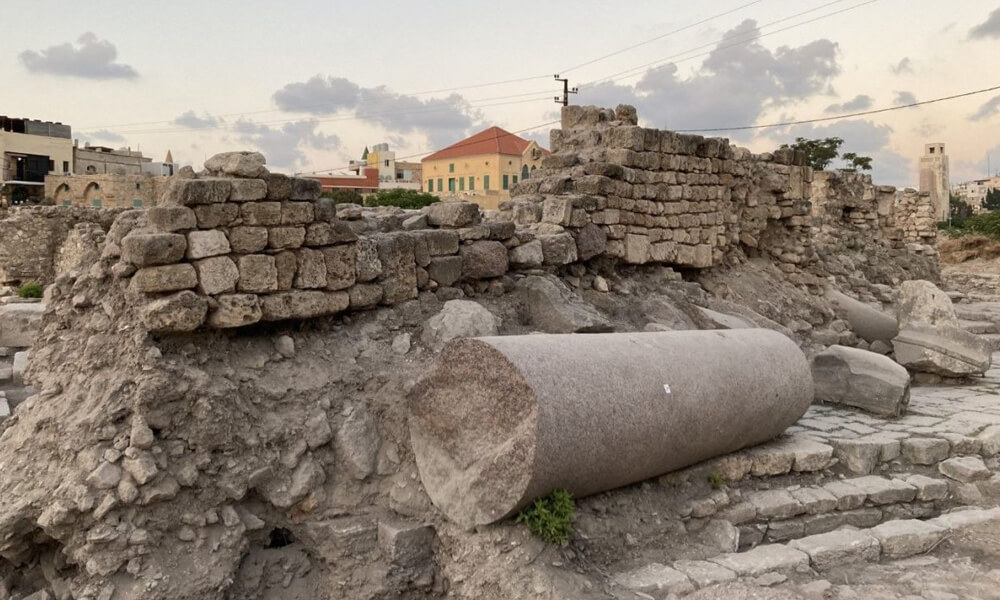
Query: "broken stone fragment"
141 291 208 333
129 416 155 450
204 151 268 178
208 294 263 328
130 264 198 294
121 233 187 267
811 345 910 417
421 300 499 351
422 201 479 228
85 462 123 490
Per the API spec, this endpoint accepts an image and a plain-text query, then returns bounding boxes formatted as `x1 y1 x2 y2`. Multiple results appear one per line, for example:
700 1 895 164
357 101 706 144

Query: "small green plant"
708 471 726 490
321 189 363 205
16 282 43 299
363 188 440 210
514 489 575 546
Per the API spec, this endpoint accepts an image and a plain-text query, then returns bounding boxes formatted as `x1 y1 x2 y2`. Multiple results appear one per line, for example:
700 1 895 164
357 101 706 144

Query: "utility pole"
553 75 578 107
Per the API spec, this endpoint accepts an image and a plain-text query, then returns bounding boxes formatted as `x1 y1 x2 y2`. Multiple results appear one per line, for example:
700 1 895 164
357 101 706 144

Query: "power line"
582 0 876 87
673 84 1000 132
297 120 562 176
559 0 768 74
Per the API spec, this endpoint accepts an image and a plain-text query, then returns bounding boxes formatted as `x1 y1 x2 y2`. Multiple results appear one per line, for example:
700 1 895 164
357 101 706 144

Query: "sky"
2 0 999 187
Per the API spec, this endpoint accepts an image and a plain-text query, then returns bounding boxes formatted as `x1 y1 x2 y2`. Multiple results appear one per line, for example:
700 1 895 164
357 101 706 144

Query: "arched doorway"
521 164 530 180
84 182 101 207
53 183 72 206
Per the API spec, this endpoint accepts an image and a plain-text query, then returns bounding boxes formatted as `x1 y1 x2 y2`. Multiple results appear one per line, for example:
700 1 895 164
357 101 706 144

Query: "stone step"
611 508 1000 598
979 333 1000 351
960 319 999 335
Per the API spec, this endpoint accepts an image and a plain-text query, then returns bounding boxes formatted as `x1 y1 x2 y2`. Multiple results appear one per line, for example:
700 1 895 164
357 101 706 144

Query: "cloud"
577 19 840 140
970 8 1000 39
893 91 917 105
890 58 913 75
970 95 1000 121
913 119 942 138
173 111 221 129
824 94 874 114
81 129 126 144
19 33 138 79
273 75 482 147
781 119 912 186
233 119 340 170
953 143 1000 182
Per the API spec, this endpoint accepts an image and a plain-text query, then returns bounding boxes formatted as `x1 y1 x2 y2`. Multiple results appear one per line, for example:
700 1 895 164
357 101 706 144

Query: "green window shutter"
449 163 455 173
484 175 490 190
133 199 143 207
502 175 509 190
469 176 474 191
448 178 455 192
437 178 443 191
62 200 71 207
92 198 102 207
459 177 465 191
427 180 433 192
513 175 518 185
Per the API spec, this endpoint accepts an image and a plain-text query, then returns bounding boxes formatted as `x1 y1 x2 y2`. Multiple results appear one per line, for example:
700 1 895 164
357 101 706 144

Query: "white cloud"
233 119 340 170
825 94 874 114
19 33 138 80
970 7 1000 39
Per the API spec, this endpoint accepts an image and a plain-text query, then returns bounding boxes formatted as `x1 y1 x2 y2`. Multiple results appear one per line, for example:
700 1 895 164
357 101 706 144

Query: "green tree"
841 152 873 171
781 137 844 170
322 189 363 205
950 194 973 221
364 188 440 210
984 188 1000 212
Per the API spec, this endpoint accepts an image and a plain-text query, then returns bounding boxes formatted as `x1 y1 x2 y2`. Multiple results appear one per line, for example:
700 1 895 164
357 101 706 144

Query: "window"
133 199 143 207
437 178 443 191
448 178 456 192
484 175 490 190
62 200 71 207
385 160 390 167
48 159 55 172
929 148 935 154
91 198 102 207
502 175 509 190
459 177 465 191
427 179 433 192
468 176 474 191
449 163 455 173
135 183 141 190
513 175 518 185
62 161 69 173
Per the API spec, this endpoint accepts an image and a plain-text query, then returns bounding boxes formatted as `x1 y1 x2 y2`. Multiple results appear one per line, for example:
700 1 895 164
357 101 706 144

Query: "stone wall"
45 173 170 208
0 206 124 286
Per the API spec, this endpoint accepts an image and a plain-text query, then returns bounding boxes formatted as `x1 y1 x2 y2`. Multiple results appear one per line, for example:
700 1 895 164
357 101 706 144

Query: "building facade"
352 143 422 191
0 116 73 205
73 143 152 175
918 143 950 221
953 175 1000 210
421 127 548 210
308 168 380 195
44 173 170 208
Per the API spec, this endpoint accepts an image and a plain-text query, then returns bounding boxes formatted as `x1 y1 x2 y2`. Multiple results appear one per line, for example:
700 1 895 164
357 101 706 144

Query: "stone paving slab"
869 519 946 558
708 544 809 577
613 562 694 596
788 528 881 570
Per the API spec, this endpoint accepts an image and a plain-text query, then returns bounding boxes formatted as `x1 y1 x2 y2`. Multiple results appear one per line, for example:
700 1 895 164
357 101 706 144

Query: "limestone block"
378 520 436 569
410 329 812 528
281 201 314 225
421 230 460 256
613 563 694 597
121 233 187 267
460 241 508 279
294 248 327 289
240 202 282 226
265 173 292 201
12 351 29 386
671 560 736 588
893 323 992 377
709 544 809 577
186 230 231 259
938 456 991 482
161 178 232 206
427 256 462 286
268 227 306 250
228 227 268 253
237 255 278 293
0 303 44 348
848 476 916 504
575 223 607 261
829 438 881 474
194 256 239 295
790 487 838 515
789 529 880 571
204 151 268 178
821 480 866 511
897 280 959 329
207 294 263 328
403 214 428 230
356 237 382 282
274 251 297 291
130 264 198 293
929 507 1000 532
260 291 348 321
322 245 356 291
541 196 573 226
870 519 945 558
624 233 650 264
901 437 952 465
977 425 1000 455
147 207 196 232
508 240 544 268
228 179 268 202
746 489 805 520
537 233 578 266
825 289 898 343
516 275 612 333
304 222 358 246
290 177 322 201
375 233 418 304
141 291 207 333
421 300 500 351
193 204 240 228
422 201 479 228
811 345 910 417
349 284 383 309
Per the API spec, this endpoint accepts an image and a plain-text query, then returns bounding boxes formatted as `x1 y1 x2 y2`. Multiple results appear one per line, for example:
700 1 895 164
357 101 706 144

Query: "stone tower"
919 143 950 221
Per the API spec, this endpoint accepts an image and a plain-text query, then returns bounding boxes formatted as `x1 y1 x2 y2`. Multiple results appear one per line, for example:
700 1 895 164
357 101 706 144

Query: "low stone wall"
45 173 171 209
111 170 519 332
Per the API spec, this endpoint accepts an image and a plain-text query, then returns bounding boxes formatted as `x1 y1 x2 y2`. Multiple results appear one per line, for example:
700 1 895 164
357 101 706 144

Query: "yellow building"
0 116 73 205
421 126 548 210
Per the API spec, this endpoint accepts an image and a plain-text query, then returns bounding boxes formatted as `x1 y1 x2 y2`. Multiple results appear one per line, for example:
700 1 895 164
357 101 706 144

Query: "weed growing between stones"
708 471 726 490
515 489 575 546
16 282 43 299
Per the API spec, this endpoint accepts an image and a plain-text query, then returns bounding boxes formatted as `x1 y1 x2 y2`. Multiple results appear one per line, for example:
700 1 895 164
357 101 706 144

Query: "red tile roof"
422 126 547 162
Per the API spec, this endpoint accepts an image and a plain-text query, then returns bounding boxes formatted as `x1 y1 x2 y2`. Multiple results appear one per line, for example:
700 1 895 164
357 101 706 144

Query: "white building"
953 175 1000 210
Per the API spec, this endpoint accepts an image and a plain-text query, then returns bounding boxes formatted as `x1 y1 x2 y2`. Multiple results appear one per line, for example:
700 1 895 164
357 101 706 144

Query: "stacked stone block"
113 158 518 332
895 188 938 245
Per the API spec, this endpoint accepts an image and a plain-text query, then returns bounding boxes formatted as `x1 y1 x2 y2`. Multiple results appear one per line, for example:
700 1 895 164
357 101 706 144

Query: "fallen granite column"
408 329 813 529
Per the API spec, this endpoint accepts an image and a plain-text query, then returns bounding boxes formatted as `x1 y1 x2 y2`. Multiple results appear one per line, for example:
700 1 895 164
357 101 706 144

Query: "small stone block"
789 528 880 571
613 563 694 596
870 519 945 558
709 544 809 576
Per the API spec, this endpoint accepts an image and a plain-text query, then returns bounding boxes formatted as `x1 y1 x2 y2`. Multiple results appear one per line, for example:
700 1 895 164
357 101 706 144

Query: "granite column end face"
409 330 813 529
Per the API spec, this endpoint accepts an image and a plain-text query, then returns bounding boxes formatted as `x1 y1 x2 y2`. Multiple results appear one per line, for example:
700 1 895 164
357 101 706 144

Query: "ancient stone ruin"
0 106 997 600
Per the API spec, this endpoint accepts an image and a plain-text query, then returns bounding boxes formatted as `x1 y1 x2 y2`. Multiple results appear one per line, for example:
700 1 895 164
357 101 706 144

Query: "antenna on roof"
553 75 578 107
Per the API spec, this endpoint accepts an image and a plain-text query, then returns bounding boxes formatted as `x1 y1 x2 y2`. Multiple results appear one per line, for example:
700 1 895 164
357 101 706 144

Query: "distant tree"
364 189 440 210
781 137 844 170
840 152 873 171
950 194 973 220
984 188 1000 212
10 186 29 206
322 189 363 205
